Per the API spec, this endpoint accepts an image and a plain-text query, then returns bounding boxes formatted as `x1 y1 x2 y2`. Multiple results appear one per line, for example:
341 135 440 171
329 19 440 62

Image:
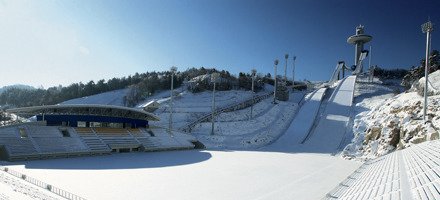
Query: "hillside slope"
343 72 440 160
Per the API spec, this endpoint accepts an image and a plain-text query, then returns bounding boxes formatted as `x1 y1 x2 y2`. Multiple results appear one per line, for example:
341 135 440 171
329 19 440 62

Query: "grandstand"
324 139 440 200
0 104 199 161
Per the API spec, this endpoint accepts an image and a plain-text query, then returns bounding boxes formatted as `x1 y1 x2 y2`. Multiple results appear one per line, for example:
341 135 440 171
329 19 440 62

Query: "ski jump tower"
347 25 372 74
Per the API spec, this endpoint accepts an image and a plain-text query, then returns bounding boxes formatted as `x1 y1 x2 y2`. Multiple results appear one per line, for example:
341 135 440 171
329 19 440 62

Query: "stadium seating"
25 125 90 158
129 128 194 151
93 128 140 150
0 126 39 161
325 140 440 200
0 123 198 161
74 128 111 154
145 128 194 151
403 140 440 199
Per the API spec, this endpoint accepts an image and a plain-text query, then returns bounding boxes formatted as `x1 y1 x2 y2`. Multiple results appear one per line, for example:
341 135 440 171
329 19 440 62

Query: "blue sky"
0 0 439 88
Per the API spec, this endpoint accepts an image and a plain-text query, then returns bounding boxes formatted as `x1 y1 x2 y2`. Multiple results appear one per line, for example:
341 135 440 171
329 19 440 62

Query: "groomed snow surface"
1 81 364 200
1 150 360 200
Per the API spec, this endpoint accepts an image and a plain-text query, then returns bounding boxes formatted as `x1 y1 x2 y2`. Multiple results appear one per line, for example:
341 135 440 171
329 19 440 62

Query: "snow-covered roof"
6 104 160 121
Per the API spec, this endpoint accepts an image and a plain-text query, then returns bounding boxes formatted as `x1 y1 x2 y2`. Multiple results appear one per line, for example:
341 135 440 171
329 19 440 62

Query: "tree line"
0 67 273 108
401 50 439 89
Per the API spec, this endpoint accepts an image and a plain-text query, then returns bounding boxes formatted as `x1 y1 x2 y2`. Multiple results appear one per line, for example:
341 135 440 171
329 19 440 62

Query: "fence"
0 165 86 200
181 92 274 133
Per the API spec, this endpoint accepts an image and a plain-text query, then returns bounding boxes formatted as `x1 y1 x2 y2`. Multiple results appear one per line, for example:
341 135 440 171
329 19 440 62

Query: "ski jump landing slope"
266 87 327 150
302 75 357 153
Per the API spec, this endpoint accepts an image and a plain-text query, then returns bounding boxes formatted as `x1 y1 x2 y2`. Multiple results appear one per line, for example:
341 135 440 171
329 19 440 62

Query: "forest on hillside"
0 67 270 108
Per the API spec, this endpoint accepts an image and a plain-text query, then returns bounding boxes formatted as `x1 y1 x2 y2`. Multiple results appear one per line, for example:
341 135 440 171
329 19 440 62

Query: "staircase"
75 128 111 154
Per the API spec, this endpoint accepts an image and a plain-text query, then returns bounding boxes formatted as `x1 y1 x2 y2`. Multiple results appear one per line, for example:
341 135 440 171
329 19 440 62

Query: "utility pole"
273 59 279 104
169 66 177 135
422 21 434 122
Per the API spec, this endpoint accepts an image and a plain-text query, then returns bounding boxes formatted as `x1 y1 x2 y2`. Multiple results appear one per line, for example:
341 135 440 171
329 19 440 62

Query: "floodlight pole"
211 81 216 135
273 59 279 104
422 21 434 122
169 66 177 135
368 46 372 82
284 54 289 83
292 56 296 90
250 69 257 120
211 73 219 135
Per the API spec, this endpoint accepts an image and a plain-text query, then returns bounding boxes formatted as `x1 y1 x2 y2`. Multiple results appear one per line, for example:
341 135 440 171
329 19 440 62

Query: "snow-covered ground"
343 73 440 161
415 69 440 95
61 89 130 106
0 79 368 199
192 91 305 149
1 149 360 200
150 88 270 130
0 112 22 127
0 169 61 200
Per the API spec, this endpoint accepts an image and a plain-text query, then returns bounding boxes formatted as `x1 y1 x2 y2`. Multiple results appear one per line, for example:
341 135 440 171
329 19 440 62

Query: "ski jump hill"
266 75 356 154
269 75 440 199
302 75 356 152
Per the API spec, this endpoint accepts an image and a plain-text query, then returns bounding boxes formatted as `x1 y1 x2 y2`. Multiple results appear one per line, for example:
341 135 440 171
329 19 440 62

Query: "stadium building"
0 104 199 161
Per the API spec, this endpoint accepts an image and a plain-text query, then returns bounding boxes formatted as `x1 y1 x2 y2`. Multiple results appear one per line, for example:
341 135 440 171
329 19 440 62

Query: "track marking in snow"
253 161 342 200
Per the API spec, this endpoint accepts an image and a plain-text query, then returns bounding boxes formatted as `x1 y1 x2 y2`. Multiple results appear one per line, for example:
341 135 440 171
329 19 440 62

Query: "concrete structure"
347 25 372 73
0 104 198 161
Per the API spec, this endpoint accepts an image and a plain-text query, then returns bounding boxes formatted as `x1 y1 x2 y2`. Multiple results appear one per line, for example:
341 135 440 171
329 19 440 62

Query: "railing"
0 166 87 200
181 92 274 133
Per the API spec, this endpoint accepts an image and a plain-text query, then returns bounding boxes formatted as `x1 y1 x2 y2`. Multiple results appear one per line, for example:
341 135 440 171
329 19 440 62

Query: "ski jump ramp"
267 88 327 150
302 75 357 153
266 75 357 153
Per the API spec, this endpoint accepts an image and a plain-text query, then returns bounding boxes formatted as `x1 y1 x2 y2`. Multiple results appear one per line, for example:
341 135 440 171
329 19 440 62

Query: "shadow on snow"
4 150 211 170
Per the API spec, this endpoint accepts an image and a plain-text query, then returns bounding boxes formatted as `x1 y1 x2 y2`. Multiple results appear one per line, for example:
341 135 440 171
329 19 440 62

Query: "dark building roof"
7 104 160 121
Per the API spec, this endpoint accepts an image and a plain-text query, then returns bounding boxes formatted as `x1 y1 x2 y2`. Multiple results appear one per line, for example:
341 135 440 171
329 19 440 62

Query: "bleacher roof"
6 104 160 121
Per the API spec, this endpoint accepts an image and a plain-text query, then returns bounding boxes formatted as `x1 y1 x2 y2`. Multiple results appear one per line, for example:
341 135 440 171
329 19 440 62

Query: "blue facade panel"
36 115 149 128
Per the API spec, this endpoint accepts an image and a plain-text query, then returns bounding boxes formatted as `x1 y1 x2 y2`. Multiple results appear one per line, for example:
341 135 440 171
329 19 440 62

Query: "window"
19 128 28 138
60 129 70 137
90 122 102 127
77 121 87 127
109 123 123 128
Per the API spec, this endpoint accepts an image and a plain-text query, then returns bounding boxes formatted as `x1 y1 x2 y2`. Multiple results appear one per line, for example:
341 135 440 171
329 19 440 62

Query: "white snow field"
192 91 307 149
0 80 365 200
151 89 260 130
1 149 360 200
61 89 130 106
0 166 61 200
